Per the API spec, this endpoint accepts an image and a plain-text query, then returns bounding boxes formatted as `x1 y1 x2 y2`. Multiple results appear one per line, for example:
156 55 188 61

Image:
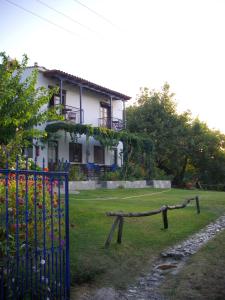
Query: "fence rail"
105 196 200 248
0 157 70 299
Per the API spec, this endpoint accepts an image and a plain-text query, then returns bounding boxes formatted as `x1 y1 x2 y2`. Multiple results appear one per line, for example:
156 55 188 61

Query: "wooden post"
162 206 168 229
117 217 124 244
195 196 200 214
79 85 83 124
104 217 120 248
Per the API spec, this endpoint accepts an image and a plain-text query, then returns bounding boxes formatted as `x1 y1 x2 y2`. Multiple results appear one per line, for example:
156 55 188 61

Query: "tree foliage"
188 119 225 184
0 52 60 160
127 83 225 186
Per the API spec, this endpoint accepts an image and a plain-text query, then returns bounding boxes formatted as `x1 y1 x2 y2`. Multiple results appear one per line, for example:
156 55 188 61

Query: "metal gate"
0 157 70 299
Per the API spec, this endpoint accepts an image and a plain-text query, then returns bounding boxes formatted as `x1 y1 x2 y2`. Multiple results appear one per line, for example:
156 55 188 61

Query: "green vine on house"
45 122 154 179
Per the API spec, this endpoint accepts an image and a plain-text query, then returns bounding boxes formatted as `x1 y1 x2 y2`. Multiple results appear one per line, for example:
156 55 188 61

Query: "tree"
0 52 60 162
127 83 225 186
187 119 225 185
127 83 191 184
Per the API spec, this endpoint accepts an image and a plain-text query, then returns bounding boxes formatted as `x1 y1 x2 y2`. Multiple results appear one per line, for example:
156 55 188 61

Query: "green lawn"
69 188 225 291
160 230 225 299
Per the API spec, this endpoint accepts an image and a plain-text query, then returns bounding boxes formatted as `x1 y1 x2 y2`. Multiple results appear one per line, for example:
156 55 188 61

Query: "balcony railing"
62 105 84 123
98 117 124 131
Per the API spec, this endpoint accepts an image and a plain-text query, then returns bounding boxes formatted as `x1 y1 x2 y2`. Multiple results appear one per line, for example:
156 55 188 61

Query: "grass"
69 188 225 293
160 230 225 299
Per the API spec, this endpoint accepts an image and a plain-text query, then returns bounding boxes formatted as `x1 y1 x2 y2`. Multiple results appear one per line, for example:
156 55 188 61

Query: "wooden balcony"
98 117 124 131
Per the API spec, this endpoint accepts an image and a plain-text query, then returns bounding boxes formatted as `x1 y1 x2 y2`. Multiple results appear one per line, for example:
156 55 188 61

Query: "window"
26 147 33 159
22 146 33 159
22 138 33 159
94 146 105 164
69 143 82 163
100 102 111 128
48 141 58 163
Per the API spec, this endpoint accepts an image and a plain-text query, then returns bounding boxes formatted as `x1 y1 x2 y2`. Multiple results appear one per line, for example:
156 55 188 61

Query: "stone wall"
148 180 171 189
102 180 147 189
69 180 97 191
69 180 171 191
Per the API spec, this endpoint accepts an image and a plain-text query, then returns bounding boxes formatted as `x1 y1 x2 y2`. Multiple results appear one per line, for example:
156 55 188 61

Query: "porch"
53 104 125 131
98 117 124 131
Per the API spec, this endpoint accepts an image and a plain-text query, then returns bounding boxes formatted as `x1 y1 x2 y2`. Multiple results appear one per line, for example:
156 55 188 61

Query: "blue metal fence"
0 157 70 299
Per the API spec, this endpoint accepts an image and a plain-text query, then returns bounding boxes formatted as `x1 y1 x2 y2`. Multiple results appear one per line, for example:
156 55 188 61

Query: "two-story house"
23 65 131 172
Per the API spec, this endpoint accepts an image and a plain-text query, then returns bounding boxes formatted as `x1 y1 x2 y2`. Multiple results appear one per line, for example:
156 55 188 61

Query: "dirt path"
74 214 225 300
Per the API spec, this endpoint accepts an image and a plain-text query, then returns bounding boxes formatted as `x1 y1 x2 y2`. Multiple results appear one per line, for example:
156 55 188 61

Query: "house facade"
23 66 131 172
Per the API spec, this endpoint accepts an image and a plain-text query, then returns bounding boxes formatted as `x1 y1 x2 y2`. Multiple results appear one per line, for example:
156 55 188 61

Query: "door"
100 102 111 128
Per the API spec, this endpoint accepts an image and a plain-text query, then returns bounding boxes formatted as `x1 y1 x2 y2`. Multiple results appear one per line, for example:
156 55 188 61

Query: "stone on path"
92 288 119 300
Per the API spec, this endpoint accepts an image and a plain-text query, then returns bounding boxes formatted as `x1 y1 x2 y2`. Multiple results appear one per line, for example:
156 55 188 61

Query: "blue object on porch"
86 162 95 170
0 156 70 299
86 162 100 172
94 164 100 172
110 163 118 172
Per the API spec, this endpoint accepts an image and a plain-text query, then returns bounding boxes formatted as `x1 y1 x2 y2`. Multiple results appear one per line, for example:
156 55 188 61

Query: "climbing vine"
45 122 121 149
45 122 154 179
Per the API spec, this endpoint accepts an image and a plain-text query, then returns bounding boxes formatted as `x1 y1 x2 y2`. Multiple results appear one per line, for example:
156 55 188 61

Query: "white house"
23 65 131 173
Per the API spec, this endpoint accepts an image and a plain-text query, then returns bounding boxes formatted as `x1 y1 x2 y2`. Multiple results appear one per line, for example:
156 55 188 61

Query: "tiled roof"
44 69 131 101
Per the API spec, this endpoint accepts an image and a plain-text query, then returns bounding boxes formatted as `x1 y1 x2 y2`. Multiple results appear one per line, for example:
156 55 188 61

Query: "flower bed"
0 172 65 298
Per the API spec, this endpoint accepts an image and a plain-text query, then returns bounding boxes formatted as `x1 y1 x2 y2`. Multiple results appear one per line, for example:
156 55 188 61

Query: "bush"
151 166 172 180
99 169 122 181
0 174 61 256
69 165 87 181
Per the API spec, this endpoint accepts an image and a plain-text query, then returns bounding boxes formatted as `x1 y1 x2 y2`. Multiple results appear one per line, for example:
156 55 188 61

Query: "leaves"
127 83 225 185
0 52 60 147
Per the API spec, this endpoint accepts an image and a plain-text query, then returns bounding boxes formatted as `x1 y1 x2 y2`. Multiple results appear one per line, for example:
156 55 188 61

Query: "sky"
1 0 225 133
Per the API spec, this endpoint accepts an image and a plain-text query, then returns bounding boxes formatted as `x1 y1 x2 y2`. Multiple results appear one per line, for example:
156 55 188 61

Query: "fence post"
195 196 200 214
162 205 168 229
105 217 120 248
65 164 70 300
117 217 124 244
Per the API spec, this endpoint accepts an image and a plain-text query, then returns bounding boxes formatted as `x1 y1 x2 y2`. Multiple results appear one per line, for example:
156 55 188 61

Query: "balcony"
98 117 124 131
61 105 83 123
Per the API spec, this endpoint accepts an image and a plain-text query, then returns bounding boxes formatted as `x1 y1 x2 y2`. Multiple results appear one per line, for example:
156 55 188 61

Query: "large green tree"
188 119 225 185
127 83 191 184
127 83 225 186
0 52 60 160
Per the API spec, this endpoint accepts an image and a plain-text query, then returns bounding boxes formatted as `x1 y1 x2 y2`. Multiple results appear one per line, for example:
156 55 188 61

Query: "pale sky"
1 0 225 133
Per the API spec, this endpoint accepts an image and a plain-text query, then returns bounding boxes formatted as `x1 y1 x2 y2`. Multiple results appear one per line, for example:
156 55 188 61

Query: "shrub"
69 165 87 181
99 169 122 181
0 174 61 255
151 166 172 180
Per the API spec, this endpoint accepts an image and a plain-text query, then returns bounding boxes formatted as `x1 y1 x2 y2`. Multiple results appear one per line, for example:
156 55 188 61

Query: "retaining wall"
148 180 171 189
69 180 171 191
101 180 147 189
69 180 97 191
